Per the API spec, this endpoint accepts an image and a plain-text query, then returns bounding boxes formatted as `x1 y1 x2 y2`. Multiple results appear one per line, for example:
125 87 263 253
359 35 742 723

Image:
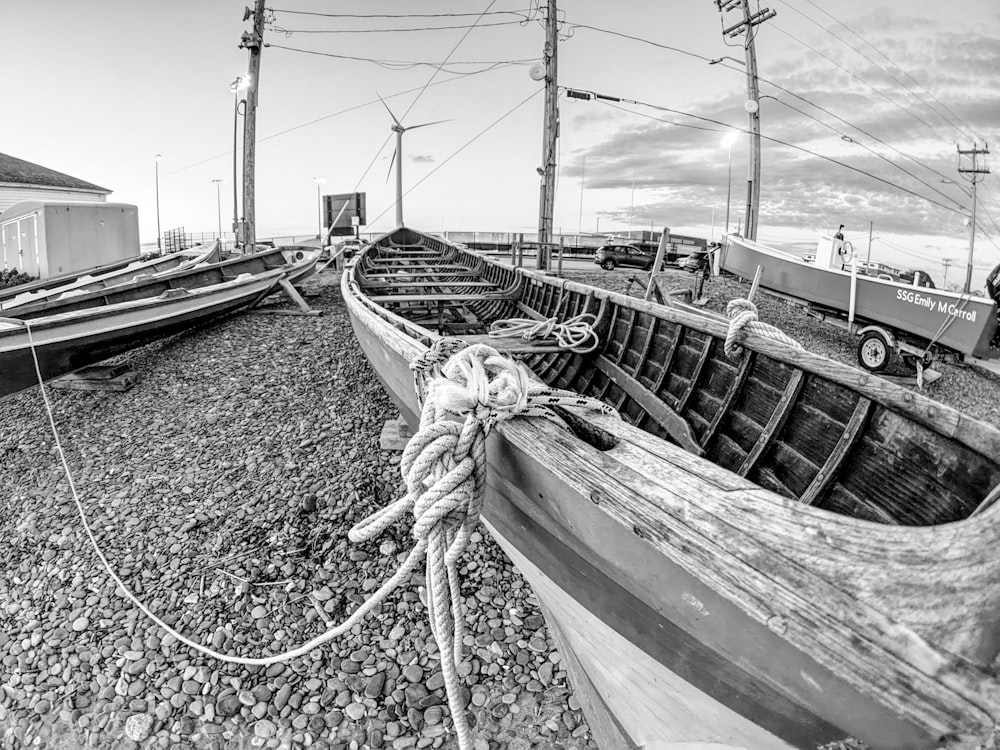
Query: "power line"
154 69 511 181
267 44 533 74
268 20 527 34
367 88 544 228
565 22 717 64
270 9 531 19
760 94 965 210
400 0 500 123
787 0 979 142
565 87 967 216
566 20 963 198
768 23 951 143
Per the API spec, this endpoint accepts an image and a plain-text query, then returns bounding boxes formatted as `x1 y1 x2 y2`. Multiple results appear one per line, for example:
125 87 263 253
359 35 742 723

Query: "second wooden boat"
342 228 1000 750
0 268 284 399
2 246 318 320
0 242 221 310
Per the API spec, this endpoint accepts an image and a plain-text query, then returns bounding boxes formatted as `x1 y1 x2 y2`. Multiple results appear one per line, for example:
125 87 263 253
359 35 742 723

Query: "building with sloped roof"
0 152 111 214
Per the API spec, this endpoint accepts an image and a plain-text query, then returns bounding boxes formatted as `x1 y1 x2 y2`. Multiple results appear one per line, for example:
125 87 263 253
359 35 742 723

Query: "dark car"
593 243 655 270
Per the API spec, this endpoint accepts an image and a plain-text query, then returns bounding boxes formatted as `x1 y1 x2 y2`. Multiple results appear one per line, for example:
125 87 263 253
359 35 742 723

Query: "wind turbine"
377 93 450 227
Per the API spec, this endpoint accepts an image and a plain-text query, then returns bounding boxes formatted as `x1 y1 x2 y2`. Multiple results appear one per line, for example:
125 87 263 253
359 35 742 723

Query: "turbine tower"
378 94 450 228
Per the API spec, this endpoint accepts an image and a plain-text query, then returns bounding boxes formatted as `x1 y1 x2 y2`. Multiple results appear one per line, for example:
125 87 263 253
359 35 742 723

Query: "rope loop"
724 298 803 358
488 313 599 353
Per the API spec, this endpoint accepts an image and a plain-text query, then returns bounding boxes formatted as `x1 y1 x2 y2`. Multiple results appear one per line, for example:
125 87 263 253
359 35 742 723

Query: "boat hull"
0 271 281 399
341 230 1000 749
720 235 998 358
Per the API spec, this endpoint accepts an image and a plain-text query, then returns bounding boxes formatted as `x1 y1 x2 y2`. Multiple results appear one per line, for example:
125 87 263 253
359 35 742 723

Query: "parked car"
593 243 656 270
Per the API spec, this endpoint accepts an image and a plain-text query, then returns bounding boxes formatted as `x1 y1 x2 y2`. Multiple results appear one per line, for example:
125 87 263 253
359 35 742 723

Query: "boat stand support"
252 279 323 316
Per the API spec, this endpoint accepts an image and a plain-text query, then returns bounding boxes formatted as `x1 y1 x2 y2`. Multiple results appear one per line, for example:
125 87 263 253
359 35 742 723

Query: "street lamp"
211 179 224 243
721 133 738 236
155 154 162 253
313 177 326 242
230 74 251 249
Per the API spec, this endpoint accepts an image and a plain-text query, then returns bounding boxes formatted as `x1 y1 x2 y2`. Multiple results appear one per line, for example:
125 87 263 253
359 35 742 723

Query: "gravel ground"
2 264 997 750
571 266 1000 428
0 271 597 750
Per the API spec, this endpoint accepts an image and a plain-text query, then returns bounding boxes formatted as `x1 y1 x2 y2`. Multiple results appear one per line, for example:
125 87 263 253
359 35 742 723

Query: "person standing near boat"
833 224 849 269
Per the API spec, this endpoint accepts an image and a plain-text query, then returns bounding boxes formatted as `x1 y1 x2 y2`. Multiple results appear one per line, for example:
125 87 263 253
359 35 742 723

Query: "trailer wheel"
858 330 893 372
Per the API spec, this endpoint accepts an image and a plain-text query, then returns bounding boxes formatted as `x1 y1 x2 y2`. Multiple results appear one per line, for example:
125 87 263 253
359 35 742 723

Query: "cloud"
410 154 435 164
560 7 1000 243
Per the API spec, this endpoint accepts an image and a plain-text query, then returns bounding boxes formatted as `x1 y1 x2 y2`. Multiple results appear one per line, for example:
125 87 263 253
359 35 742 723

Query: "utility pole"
865 220 873 270
536 0 558 270
239 0 266 250
957 142 990 293
715 0 775 241
942 258 958 289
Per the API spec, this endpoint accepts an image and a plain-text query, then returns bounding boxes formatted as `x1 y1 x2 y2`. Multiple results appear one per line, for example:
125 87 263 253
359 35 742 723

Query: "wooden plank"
737 369 805 477
454 333 567 353
368 292 518 303
50 371 137 392
675 333 714 413
594 355 704 455
700 351 756 450
800 395 873 506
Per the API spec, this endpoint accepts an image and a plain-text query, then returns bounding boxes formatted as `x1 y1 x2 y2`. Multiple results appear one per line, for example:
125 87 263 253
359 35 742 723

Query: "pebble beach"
0 269 597 750
2 261 998 750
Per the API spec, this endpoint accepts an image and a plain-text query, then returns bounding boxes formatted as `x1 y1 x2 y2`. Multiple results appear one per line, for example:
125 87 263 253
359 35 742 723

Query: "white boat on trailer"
719 233 1000 372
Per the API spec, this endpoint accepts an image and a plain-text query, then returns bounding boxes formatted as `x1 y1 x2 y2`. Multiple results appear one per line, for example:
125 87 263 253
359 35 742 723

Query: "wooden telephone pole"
716 0 774 241
536 0 558 270
239 0 267 249
957 142 990 293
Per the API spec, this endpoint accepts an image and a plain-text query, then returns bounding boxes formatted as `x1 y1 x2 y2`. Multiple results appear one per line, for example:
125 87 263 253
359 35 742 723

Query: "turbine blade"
404 118 453 132
385 149 397 183
375 91 402 127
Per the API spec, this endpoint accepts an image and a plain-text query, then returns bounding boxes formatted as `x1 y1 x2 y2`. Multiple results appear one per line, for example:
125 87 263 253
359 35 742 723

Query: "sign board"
323 192 366 237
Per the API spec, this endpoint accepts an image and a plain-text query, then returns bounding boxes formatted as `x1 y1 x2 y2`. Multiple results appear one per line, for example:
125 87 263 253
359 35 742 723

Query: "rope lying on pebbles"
9 302 606 748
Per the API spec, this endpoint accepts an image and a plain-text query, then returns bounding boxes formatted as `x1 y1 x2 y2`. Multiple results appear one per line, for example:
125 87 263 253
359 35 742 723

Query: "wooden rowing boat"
1 245 318 320
0 242 221 310
342 227 1000 749
0 267 284 400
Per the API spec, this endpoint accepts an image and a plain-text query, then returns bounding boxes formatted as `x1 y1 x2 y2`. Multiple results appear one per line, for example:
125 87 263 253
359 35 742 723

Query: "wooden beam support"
700 351 756 449
799 395 872 506
737 369 804 477
675 334 715 413
595 355 704 455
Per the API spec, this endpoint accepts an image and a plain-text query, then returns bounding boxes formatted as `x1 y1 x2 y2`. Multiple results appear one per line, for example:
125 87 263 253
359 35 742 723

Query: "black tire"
600 259 616 270
857 330 893 372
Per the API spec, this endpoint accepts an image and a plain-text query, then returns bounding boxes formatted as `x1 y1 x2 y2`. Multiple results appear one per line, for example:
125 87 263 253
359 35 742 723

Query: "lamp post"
230 75 251 249
313 177 326 242
155 154 162 253
721 133 737 236
211 179 224 242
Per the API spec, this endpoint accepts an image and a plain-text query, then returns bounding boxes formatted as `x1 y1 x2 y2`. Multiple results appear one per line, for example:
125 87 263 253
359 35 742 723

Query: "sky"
3 0 999 290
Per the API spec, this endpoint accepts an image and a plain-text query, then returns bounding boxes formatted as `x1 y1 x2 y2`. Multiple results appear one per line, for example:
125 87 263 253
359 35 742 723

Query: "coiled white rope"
488 313 599 353
724 299 803 358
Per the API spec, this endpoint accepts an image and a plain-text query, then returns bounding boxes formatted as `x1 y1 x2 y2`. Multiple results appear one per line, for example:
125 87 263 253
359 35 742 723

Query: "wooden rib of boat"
1 245 319 320
342 227 1000 750
720 234 1000 362
0 242 221 310
0 268 284 400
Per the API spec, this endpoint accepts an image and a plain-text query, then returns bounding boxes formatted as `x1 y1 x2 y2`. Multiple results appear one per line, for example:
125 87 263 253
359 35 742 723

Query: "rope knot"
724 297 803 359
431 344 531 431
